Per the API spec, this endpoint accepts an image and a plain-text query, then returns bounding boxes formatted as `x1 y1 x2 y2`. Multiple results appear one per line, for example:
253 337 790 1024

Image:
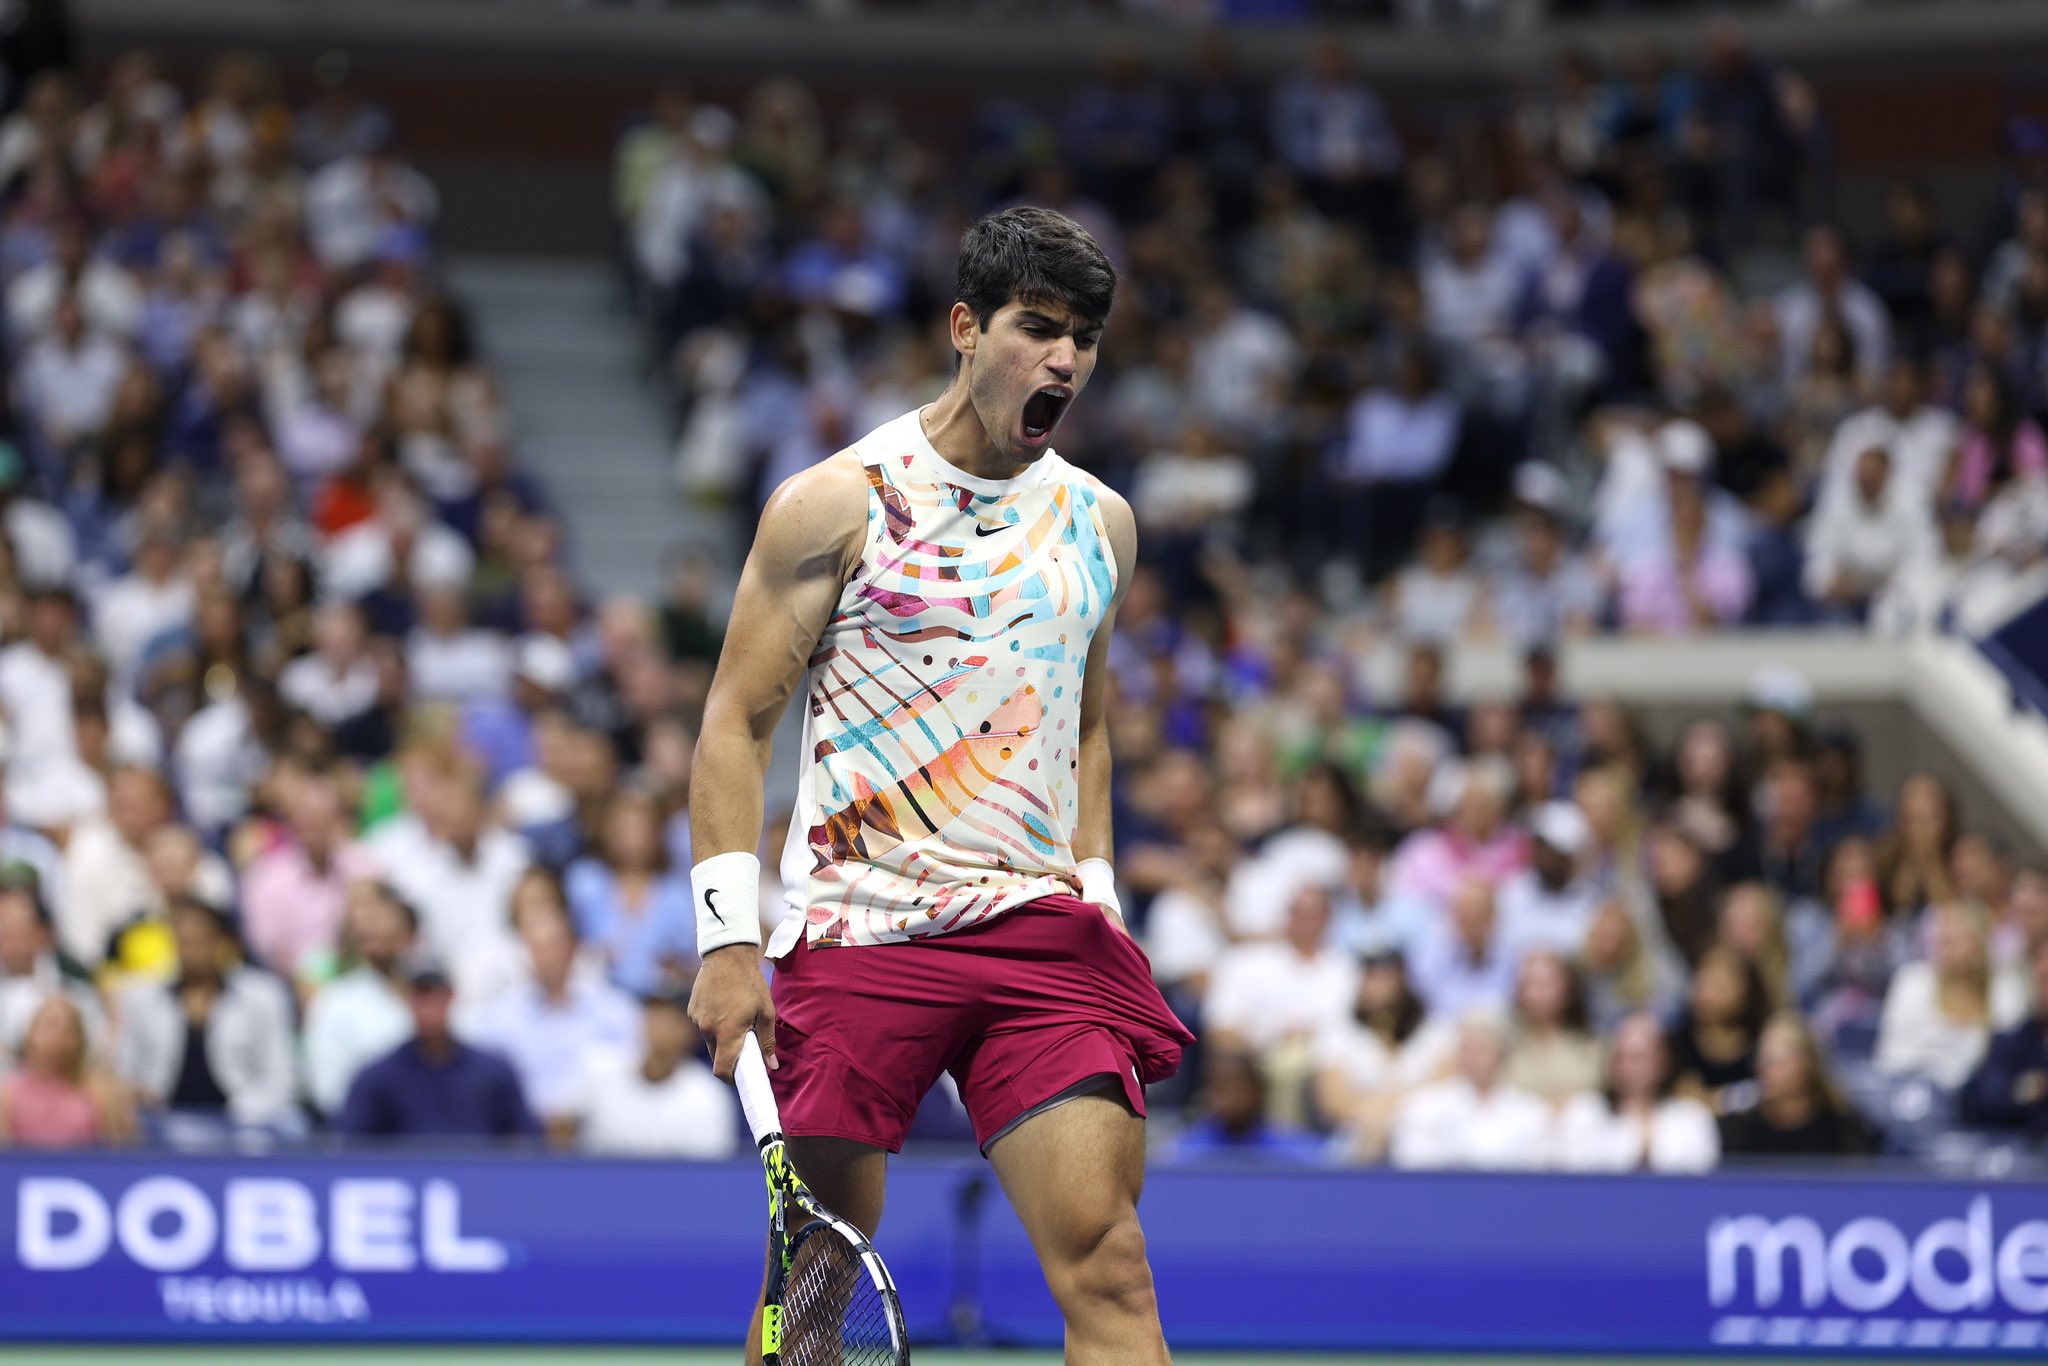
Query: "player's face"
961 299 1101 460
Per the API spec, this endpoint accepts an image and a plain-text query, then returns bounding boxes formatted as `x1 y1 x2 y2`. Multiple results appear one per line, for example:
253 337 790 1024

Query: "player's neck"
919 387 1032 484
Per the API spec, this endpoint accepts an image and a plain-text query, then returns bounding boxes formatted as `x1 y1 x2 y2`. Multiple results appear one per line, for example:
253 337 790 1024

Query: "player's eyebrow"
1016 309 1099 336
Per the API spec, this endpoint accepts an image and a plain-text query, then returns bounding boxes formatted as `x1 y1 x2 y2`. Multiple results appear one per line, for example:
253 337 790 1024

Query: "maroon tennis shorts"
766 892 1196 1153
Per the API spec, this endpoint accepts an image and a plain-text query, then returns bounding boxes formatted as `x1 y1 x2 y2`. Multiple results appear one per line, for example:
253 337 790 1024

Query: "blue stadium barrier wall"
7 1151 2048 1354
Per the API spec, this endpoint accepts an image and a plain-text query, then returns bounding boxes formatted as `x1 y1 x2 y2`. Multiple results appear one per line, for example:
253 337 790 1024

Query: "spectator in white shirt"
1498 801 1601 961
1819 356 1958 511
1386 515 1483 643
1776 223 1891 389
1390 1011 1551 1170
16 294 129 455
92 528 195 691
301 881 418 1118
466 892 637 1143
581 990 739 1159
1877 899 2028 1089
1408 876 1517 1020
1315 950 1456 1157
367 755 531 1001
303 142 439 272
59 765 173 968
7 217 142 341
1486 467 1605 647
0 874 101 1055
1803 446 1935 621
1204 883 1357 1058
0 445 77 589
406 575 511 704
1550 1012 1720 1172
0 587 84 831
278 600 379 728
1422 205 1525 355
1186 281 1298 441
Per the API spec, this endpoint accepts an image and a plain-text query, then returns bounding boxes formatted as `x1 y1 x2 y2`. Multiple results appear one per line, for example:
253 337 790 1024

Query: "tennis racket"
736 1031 911 1365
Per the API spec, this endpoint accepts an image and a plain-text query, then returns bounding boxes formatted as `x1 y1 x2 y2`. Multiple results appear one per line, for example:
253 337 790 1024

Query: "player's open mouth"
1020 386 1072 445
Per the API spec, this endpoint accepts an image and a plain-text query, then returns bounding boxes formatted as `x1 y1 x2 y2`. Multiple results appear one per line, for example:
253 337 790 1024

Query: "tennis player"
688 205 1193 1363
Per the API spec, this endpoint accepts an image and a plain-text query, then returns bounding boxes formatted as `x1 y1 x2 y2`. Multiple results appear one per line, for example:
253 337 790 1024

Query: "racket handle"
736 1030 784 1147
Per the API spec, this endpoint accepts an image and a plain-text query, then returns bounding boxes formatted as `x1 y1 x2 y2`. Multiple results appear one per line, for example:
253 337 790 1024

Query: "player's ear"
950 301 977 359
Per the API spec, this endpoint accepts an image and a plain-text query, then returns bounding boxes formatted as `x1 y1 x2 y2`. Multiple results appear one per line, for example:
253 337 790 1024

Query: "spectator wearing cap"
1961 935 2048 1138
336 952 539 1142
302 881 420 1118
1550 1012 1720 1173
1498 801 1601 962
1389 1011 1550 1170
114 896 299 1131
0 870 99 1054
461 632 576 791
239 768 374 987
1616 443 1753 634
464 890 637 1144
406 560 512 704
580 990 738 1158
277 600 378 728
1802 445 1934 623
1486 464 1604 648
1386 755 1527 910
1409 875 1516 1020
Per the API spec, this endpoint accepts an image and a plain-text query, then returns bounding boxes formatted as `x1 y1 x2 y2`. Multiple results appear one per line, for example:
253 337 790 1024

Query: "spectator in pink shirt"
1388 756 1530 911
1619 470 1753 634
239 768 374 986
1945 364 2047 512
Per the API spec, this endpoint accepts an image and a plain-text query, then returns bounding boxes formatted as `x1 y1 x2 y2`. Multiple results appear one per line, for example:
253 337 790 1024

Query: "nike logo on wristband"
705 889 725 924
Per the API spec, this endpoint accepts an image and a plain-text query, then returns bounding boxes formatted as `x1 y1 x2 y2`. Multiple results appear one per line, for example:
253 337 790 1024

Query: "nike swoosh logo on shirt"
974 524 1005 537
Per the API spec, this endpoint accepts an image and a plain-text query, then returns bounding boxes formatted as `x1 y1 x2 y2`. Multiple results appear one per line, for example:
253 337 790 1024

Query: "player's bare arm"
1072 480 1138 933
687 452 869 1081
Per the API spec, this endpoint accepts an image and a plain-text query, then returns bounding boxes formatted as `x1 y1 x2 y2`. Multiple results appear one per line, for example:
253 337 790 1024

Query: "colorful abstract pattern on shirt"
778 411 1117 946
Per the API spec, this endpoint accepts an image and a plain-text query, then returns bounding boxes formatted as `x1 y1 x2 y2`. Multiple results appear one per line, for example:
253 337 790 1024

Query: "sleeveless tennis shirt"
767 408 1119 954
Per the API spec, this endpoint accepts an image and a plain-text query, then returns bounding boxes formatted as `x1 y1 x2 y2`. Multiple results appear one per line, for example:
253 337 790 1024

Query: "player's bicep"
702 463 864 744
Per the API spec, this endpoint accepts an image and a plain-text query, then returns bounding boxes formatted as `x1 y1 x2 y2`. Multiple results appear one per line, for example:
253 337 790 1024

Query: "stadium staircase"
446 255 729 598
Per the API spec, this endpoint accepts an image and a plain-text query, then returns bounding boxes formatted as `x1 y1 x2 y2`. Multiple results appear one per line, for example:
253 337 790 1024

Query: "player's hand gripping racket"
737 1032 911 1365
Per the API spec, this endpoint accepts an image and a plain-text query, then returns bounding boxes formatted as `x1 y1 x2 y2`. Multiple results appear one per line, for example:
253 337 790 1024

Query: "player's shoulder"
759 447 871 547
1065 460 1134 531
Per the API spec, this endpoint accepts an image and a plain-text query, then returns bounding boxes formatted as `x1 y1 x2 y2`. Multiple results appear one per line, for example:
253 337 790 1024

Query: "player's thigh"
786 1135 889 1237
986 1087 1149 1266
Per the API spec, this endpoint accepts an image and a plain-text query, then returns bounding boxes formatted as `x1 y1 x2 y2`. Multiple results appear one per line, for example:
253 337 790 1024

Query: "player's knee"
1050 1214 1156 1319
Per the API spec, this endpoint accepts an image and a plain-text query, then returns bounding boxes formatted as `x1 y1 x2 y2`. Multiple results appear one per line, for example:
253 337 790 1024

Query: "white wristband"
1076 857 1122 917
693 850 762 956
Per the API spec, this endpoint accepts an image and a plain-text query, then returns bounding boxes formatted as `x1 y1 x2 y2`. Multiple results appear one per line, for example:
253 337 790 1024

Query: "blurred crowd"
1 19 2046 1173
0 47 739 1158
612 26 2048 1169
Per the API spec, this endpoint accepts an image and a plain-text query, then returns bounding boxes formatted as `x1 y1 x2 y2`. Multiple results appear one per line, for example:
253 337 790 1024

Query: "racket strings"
781 1227 897 1365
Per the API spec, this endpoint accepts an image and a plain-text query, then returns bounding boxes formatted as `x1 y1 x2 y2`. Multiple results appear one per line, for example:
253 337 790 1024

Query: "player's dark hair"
955 206 1116 336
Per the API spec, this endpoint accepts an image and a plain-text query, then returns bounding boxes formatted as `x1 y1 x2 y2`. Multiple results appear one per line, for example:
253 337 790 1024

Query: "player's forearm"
1070 720 1114 866
689 715 773 863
